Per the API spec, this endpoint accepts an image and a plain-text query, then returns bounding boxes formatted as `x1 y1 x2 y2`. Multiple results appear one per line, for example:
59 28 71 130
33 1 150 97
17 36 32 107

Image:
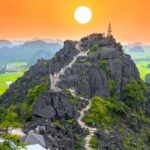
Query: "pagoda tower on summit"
107 23 112 37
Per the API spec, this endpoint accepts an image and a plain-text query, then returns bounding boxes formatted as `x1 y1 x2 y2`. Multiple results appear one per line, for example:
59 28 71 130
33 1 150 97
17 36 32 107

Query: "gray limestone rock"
0 33 145 150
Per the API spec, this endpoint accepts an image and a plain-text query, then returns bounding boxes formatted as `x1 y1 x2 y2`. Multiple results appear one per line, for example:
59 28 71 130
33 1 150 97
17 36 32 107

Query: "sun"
74 6 92 24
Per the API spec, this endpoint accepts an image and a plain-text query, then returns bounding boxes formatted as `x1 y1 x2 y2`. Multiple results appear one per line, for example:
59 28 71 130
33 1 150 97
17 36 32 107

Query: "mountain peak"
0 33 149 150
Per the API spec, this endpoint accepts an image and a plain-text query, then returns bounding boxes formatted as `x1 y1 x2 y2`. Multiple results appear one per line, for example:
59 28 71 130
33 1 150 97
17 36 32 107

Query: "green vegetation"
85 96 112 126
0 82 49 130
0 73 23 95
121 124 150 150
129 51 150 61
69 96 78 105
54 120 64 130
98 60 112 74
0 62 27 95
0 134 20 145
75 134 85 150
64 89 79 105
85 79 150 149
136 61 150 80
67 119 74 125
123 80 147 110
26 82 49 105
127 50 150 80
108 80 117 96
0 141 15 150
84 96 129 127
90 43 99 53
85 80 147 127
0 105 23 130
44 61 49 69
20 82 49 122
0 134 26 150
90 136 99 150
5 62 27 73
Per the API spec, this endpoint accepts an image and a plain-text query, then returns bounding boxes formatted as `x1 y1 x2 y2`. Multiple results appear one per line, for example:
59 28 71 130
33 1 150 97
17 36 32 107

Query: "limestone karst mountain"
129 46 145 53
0 33 149 150
0 40 13 48
0 40 62 64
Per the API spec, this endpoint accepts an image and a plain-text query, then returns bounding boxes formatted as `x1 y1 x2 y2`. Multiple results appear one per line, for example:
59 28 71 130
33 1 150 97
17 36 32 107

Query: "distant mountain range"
129 46 145 53
123 42 150 53
0 33 149 149
0 40 13 48
0 39 63 66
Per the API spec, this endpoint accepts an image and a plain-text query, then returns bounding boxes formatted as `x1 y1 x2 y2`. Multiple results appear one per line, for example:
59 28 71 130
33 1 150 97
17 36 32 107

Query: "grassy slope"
0 73 23 95
128 51 150 80
136 61 150 80
0 62 26 95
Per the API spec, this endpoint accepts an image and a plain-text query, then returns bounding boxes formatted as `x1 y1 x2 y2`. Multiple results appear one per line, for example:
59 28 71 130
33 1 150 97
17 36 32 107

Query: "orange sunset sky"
0 0 150 43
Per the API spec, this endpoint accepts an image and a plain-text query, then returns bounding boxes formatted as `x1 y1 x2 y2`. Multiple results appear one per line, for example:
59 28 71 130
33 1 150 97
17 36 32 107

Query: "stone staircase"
50 43 88 91
77 100 97 150
50 43 97 149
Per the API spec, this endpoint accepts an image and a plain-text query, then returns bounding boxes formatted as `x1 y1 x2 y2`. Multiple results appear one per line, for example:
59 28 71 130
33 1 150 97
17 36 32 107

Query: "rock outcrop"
58 35 139 99
0 33 146 150
0 59 50 106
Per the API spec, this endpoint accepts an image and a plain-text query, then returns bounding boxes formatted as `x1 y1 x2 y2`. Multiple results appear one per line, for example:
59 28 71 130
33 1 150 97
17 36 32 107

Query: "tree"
123 80 147 111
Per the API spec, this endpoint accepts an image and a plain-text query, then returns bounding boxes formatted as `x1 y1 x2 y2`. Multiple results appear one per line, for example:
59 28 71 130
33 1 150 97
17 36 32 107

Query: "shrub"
67 119 74 125
68 97 78 105
0 82 49 129
54 120 64 129
44 61 49 69
84 96 112 127
108 97 130 116
90 43 99 53
108 80 117 96
75 134 85 149
26 82 49 105
19 82 49 122
19 102 32 122
0 106 22 130
0 134 20 146
98 60 112 74
0 141 14 150
85 96 130 127
123 80 147 111
90 136 99 150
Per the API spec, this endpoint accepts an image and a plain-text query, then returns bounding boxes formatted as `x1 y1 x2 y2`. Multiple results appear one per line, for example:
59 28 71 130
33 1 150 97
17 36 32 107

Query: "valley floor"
0 73 23 95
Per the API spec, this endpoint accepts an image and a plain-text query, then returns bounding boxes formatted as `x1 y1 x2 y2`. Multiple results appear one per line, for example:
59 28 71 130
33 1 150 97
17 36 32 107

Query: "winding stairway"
50 43 88 91
77 100 97 150
50 43 97 150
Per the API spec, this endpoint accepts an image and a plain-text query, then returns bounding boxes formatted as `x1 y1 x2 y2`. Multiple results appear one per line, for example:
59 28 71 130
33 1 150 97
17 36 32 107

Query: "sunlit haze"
0 0 150 43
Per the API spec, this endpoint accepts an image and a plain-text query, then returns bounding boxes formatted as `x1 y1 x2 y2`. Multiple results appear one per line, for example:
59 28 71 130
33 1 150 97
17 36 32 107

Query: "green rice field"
0 62 26 95
128 51 150 60
136 61 150 80
0 73 23 95
0 58 150 96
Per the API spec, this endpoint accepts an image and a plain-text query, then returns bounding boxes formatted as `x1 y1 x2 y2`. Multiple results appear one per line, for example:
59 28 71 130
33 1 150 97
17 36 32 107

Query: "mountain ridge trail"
50 42 89 91
77 100 97 150
50 43 97 149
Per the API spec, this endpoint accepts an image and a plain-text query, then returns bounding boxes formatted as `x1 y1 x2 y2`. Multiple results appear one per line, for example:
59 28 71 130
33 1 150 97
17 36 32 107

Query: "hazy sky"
0 0 150 43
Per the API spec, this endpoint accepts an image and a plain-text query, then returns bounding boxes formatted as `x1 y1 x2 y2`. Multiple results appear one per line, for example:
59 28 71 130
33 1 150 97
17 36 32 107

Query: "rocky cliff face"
0 33 148 150
0 59 50 106
0 34 139 106
57 34 139 99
